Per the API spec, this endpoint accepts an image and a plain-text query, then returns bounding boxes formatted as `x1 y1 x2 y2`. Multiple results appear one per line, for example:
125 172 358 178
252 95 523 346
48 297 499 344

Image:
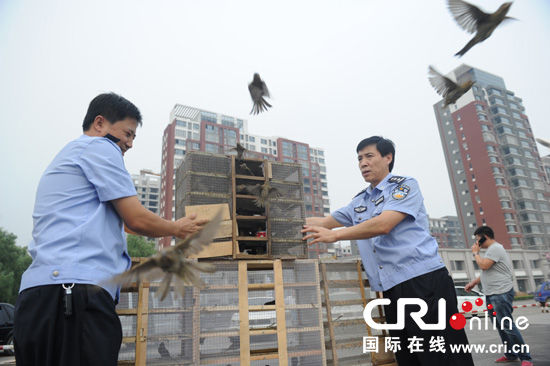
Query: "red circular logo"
475 298 483 306
449 313 466 330
462 301 473 312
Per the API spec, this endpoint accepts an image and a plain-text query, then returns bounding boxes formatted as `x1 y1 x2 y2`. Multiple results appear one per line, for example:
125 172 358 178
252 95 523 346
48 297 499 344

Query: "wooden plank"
265 161 273 179
134 281 149 366
238 261 251 365
235 174 264 181
274 260 288 366
321 263 338 366
184 203 230 221
192 286 200 364
237 236 268 241
188 240 232 259
314 260 328 366
248 283 274 290
231 155 238 259
236 215 266 220
184 205 232 239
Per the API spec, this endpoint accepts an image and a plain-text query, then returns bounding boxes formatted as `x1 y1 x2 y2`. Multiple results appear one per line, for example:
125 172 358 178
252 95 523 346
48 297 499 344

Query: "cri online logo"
449 297 491 330
363 298 528 331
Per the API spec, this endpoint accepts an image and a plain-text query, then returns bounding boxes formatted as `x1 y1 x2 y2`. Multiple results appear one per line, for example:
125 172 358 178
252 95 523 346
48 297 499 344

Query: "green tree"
0 228 32 304
127 234 157 257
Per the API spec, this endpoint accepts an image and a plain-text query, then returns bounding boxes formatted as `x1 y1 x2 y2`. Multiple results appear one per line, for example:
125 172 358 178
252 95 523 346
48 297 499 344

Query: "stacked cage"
320 260 395 366
268 162 307 258
175 152 232 221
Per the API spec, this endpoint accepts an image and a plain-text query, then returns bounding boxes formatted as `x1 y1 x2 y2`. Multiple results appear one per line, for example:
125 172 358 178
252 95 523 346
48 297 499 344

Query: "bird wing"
175 209 224 257
428 66 457 97
261 80 270 98
108 259 165 286
448 0 490 34
268 186 282 200
244 184 262 196
536 138 550 149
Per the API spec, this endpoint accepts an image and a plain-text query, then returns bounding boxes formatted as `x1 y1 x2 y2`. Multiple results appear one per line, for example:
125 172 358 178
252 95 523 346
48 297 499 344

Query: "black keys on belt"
62 283 74 317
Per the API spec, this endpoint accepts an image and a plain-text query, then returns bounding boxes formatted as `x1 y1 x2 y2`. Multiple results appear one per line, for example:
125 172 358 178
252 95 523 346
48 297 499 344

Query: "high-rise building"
429 215 464 248
159 104 330 255
132 169 161 214
434 65 550 250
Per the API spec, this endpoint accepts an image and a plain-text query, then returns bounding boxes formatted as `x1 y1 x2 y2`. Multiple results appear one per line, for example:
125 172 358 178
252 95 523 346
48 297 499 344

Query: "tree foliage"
0 228 32 304
127 234 157 258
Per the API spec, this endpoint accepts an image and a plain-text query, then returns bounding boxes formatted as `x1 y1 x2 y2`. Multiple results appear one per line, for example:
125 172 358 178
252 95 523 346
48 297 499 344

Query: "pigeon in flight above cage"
107 210 223 300
428 66 474 107
248 73 272 115
230 142 247 160
448 0 515 57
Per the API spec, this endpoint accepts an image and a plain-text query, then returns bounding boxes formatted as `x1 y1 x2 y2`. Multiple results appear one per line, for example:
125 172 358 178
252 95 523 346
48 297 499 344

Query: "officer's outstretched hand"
302 225 338 245
174 213 209 239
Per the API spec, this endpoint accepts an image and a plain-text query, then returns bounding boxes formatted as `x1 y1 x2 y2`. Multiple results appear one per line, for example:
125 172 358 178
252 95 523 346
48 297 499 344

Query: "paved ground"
465 299 550 366
1 299 548 365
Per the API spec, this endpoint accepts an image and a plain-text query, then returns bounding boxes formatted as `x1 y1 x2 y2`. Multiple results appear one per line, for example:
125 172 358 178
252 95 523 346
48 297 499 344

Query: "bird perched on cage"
239 162 256 176
107 210 223 300
248 73 272 115
447 0 515 57
536 138 550 149
230 142 247 160
158 342 171 359
236 181 281 207
428 66 474 107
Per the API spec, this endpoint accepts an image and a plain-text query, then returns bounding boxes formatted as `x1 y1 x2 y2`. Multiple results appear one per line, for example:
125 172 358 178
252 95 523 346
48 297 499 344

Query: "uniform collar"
366 173 393 195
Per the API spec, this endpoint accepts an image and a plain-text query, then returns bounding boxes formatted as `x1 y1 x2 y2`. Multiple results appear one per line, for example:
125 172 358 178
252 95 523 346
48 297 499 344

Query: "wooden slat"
236 215 266 220
237 236 268 241
274 259 288 366
184 203 231 220
238 261 251 365
134 281 149 366
231 155 238 259
321 263 339 366
188 240 232 258
248 283 274 290
235 174 265 181
250 328 277 336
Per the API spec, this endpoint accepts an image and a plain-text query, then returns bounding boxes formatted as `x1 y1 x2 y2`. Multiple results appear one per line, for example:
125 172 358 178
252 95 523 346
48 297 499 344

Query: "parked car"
0 303 15 355
455 286 486 317
534 281 550 311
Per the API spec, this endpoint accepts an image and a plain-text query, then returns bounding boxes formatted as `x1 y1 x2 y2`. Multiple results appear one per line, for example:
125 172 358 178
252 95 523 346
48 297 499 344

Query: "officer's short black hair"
356 136 395 172
82 92 142 131
474 226 494 239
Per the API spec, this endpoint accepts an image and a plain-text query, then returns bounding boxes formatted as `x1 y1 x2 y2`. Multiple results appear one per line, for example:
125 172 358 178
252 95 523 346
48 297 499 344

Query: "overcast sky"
1 0 549 247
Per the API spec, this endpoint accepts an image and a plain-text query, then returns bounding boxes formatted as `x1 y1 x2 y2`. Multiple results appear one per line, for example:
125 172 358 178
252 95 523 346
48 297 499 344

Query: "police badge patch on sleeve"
391 185 410 200
388 176 406 184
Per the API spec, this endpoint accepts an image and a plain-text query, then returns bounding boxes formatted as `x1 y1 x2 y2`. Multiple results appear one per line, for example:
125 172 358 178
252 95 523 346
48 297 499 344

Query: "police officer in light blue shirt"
14 93 208 366
303 136 473 366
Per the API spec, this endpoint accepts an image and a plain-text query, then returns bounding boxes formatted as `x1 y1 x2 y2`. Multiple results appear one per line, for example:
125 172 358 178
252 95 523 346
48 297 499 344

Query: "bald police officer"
302 136 473 366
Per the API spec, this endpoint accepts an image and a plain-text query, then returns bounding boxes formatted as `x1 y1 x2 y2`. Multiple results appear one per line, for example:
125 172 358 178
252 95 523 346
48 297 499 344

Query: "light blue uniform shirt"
332 173 444 292
20 135 136 300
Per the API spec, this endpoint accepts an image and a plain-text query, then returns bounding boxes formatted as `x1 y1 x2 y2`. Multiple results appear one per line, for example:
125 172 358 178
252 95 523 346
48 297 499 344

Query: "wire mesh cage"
177 192 232 220
271 162 303 183
268 199 305 219
181 151 232 176
270 181 304 201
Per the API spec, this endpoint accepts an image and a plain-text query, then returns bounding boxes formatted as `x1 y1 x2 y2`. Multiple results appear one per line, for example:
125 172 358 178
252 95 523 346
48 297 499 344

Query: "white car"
455 286 487 317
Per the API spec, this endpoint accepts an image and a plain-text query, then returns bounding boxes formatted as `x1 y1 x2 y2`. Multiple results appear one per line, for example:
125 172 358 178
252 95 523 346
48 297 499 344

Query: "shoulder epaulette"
388 176 406 184
353 188 367 198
